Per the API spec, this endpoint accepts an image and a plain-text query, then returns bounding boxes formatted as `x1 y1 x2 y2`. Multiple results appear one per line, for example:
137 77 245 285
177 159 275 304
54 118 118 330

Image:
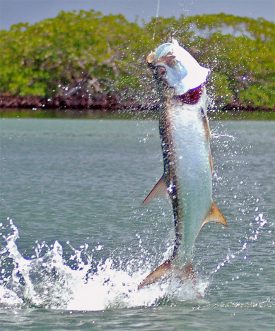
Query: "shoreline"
1 94 275 120
1 109 275 121
0 94 154 112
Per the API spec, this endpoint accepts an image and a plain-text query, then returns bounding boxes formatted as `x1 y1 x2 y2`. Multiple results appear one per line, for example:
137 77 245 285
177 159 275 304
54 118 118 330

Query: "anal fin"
143 176 167 205
201 201 228 229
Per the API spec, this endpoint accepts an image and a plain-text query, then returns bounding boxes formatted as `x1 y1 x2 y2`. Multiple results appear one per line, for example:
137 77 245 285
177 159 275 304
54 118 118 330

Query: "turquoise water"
0 119 274 330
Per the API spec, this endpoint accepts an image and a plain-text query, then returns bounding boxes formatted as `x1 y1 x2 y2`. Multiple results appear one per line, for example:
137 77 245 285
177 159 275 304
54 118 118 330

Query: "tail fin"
138 260 172 289
138 260 195 290
174 262 195 282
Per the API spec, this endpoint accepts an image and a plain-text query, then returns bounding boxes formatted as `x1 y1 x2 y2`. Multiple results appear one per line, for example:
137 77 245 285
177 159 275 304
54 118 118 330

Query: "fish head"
147 39 210 96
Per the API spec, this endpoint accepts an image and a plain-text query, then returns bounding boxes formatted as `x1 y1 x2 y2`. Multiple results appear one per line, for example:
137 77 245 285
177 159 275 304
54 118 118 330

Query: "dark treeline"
0 10 274 110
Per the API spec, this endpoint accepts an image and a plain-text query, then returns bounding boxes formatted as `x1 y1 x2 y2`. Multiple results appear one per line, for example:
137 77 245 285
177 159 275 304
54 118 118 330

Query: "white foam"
0 221 206 311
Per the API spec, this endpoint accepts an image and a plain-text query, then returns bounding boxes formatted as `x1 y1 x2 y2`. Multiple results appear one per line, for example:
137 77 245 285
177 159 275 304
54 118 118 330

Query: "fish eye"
165 55 176 67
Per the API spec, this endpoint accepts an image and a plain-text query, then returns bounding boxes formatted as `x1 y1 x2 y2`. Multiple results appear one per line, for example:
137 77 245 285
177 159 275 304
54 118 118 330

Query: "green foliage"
239 83 275 107
207 72 234 106
0 10 274 108
0 10 150 96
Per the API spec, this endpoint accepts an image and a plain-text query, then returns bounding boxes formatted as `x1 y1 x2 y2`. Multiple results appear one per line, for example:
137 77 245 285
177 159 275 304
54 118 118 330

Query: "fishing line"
153 0 161 40
152 0 178 42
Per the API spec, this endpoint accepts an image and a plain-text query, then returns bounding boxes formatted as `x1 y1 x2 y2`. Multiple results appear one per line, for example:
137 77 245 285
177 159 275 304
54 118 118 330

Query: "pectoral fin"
202 115 211 141
138 260 172 289
143 176 167 205
201 201 228 228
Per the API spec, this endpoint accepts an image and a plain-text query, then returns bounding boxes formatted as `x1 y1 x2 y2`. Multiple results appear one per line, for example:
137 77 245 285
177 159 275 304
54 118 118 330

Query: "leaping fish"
139 39 227 289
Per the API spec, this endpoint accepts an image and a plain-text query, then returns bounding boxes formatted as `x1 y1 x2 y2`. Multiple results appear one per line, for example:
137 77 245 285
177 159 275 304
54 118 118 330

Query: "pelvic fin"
143 176 167 205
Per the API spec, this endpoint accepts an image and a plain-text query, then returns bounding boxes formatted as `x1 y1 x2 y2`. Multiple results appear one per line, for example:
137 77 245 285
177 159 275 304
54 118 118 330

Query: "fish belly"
170 105 212 262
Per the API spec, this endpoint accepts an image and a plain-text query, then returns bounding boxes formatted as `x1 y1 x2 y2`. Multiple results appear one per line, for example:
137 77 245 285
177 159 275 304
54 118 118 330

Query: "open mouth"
155 65 167 78
147 41 210 96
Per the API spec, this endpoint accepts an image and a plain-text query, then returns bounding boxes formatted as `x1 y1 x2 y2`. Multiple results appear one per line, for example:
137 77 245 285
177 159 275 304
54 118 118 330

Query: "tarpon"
139 39 227 289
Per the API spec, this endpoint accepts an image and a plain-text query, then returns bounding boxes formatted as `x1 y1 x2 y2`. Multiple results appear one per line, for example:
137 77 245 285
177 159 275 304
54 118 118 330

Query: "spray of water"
0 219 208 311
211 213 268 276
0 207 269 312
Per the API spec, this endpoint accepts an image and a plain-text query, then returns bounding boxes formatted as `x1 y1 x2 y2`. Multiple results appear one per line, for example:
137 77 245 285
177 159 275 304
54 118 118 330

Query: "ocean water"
0 118 274 330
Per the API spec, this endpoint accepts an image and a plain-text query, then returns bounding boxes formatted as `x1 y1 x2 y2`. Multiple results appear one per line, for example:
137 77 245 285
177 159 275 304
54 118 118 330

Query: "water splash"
211 213 268 276
0 219 207 311
0 208 270 311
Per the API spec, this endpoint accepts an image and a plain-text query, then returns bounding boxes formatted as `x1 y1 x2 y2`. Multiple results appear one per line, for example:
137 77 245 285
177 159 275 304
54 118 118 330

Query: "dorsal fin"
201 201 228 229
143 176 167 205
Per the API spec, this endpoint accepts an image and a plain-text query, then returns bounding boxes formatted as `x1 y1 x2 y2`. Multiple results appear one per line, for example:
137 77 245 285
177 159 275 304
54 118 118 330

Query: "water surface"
0 119 274 330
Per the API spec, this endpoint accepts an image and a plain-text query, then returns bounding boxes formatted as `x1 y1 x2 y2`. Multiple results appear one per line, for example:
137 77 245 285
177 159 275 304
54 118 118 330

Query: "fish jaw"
147 39 210 95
